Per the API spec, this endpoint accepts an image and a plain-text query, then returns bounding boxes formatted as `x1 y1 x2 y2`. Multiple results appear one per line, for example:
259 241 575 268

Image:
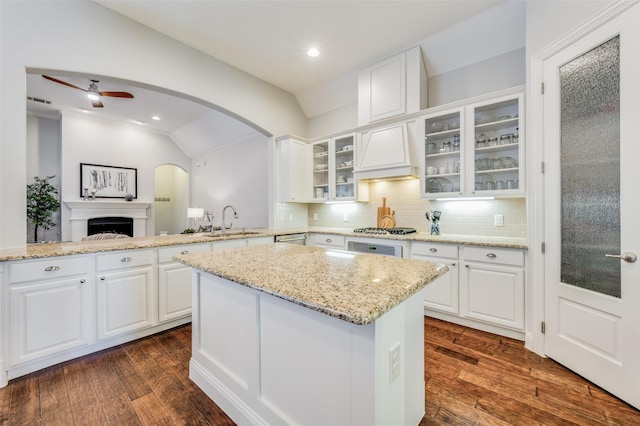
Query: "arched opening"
154 164 189 235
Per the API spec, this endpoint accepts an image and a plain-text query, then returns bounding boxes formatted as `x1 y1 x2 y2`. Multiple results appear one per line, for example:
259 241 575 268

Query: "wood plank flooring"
1 317 639 425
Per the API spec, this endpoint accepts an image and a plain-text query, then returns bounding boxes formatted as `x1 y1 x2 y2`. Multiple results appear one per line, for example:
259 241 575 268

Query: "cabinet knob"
44 266 60 272
121 257 133 263
80 279 86 284
180 250 189 255
326 238 332 243
465 264 469 268
100 276 105 280
451 263 456 267
429 248 438 252
486 253 497 259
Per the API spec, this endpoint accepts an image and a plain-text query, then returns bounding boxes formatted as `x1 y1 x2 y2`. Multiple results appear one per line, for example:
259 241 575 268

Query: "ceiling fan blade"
42 75 87 92
92 100 104 108
99 91 134 99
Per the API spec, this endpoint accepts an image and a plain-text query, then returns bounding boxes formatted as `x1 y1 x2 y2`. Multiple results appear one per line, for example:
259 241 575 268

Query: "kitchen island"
175 244 447 426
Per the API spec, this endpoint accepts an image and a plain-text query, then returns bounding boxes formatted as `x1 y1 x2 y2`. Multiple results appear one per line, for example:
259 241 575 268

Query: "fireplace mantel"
64 200 151 241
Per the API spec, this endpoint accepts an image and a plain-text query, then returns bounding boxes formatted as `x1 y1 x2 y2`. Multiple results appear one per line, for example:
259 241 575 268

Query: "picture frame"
80 163 137 198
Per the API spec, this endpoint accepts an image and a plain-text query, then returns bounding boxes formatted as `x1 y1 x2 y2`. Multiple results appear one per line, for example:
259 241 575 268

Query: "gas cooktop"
353 227 417 235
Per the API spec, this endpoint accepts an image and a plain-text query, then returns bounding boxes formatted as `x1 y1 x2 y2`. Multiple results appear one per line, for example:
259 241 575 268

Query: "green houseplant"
26 175 60 242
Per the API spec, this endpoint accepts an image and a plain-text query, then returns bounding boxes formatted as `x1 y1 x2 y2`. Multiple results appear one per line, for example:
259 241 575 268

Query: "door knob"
605 252 637 263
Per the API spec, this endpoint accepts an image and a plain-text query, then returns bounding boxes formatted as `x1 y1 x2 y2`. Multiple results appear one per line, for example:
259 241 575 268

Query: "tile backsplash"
307 179 527 238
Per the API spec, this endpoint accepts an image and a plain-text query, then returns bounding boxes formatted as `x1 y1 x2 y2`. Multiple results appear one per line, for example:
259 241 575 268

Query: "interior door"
543 4 640 409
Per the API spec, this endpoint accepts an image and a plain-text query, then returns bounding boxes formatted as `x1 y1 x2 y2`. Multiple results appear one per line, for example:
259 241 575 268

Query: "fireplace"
64 200 151 241
87 217 134 237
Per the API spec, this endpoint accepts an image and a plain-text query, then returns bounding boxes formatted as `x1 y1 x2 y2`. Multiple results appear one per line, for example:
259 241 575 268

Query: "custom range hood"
354 122 419 181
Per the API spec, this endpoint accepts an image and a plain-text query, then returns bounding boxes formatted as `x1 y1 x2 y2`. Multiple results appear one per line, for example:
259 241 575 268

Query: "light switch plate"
494 214 504 227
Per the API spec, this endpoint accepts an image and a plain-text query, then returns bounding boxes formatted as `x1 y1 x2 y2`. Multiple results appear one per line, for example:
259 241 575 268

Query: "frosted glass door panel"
560 36 620 297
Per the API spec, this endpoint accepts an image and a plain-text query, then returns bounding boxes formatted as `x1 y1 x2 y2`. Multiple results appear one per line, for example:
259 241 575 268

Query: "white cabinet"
468 93 524 196
308 233 346 249
312 133 366 202
358 46 427 125
7 256 92 366
421 90 524 198
157 243 211 323
96 249 155 340
277 137 311 202
460 246 525 331
410 242 459 315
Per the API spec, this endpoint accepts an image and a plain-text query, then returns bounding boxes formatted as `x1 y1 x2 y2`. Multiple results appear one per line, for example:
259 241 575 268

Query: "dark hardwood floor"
1 317 639 425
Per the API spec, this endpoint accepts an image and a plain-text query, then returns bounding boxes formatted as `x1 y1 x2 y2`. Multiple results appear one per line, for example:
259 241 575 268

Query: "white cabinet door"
158 263 192 323
277 137 311 203
97 267 155 340
410 243 459 314
9 276 92 365
460 262 524 330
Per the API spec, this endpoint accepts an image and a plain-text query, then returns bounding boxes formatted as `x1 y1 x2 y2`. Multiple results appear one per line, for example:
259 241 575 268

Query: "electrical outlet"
343 213 348 222
494 214 504 227
313 213 318 221
389 343 400 383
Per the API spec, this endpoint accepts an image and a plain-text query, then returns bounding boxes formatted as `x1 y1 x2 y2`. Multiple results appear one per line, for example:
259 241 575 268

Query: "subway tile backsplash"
307 179 527 238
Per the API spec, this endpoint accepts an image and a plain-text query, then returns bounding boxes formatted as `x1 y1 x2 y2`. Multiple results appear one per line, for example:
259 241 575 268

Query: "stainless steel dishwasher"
274 233 307 245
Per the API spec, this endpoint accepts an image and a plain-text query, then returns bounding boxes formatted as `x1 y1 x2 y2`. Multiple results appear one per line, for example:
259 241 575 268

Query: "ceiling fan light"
87 91 100 101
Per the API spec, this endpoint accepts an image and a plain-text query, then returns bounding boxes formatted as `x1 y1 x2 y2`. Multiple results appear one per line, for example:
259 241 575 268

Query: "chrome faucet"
221 205 238 234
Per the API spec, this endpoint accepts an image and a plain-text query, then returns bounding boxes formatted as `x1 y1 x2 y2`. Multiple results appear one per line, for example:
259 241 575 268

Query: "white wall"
59 113 191 241
0 0 307 248
191 133 269 230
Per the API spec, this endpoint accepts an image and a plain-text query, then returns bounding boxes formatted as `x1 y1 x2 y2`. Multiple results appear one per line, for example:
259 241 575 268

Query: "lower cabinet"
158 243 211 323
96 250 155 340
411 242 526 339
460 246 525 331
7 255 92 366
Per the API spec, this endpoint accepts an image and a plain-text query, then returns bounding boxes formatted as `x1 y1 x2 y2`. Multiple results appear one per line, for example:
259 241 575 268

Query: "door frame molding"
527 0 637 356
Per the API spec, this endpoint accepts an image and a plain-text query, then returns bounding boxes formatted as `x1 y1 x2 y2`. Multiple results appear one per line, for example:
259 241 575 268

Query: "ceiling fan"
42 75 134 108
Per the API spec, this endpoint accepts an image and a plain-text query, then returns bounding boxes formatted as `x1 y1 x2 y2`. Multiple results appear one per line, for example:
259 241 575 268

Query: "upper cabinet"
358 47 428 126
312 133 367 202
277 137 311 203
422 91 524 198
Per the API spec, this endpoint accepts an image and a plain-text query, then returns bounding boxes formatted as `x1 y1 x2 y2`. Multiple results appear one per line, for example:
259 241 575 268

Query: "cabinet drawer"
411 242 458 259
9 256 89 284
96 249 154 271
462 246 524 267
158 243 211 263
311 234 345 248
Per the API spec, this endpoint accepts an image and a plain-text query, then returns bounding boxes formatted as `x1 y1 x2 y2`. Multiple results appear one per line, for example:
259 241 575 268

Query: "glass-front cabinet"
423 108 464 197
312 133 357 201
470 93 523 196
421 91 524 198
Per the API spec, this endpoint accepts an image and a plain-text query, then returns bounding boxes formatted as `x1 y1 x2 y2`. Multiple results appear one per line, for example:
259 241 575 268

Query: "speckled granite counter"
0 230 280 261
175 243 448 325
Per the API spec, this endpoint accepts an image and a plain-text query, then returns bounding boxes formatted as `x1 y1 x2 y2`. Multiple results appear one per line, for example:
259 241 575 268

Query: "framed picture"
80 163 137 198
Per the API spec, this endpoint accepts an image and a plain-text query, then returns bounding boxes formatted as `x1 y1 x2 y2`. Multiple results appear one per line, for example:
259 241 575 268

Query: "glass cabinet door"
312 140 330 200
424 109 463 196
333 134 355 200
470 95 523 195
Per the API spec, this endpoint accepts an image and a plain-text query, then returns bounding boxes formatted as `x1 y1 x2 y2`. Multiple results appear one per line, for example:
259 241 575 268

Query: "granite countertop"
175 244 448 325
0 227 527 262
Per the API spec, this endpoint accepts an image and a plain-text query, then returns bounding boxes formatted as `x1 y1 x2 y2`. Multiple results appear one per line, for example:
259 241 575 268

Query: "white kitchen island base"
190 271 427 426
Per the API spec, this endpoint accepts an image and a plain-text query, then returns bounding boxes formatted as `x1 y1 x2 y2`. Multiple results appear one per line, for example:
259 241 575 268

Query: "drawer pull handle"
44 266 60 272
180 250 189 255
80 279 86 284
326 238 332 243
486 253 497 259
429 248 438 252
121 257 133 263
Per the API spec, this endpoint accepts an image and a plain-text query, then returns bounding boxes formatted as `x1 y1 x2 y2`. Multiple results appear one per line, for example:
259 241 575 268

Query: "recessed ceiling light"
307 47 320 58
152 116 161 121
133 120 146 125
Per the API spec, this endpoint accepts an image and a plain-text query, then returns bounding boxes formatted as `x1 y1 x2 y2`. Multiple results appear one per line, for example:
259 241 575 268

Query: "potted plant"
26 175 60 242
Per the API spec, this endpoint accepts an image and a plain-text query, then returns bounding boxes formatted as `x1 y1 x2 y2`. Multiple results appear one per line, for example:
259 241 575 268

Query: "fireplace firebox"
87 217 134 237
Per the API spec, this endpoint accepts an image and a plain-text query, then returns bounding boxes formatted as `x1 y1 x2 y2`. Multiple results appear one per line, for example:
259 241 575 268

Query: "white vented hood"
354 122 419 181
